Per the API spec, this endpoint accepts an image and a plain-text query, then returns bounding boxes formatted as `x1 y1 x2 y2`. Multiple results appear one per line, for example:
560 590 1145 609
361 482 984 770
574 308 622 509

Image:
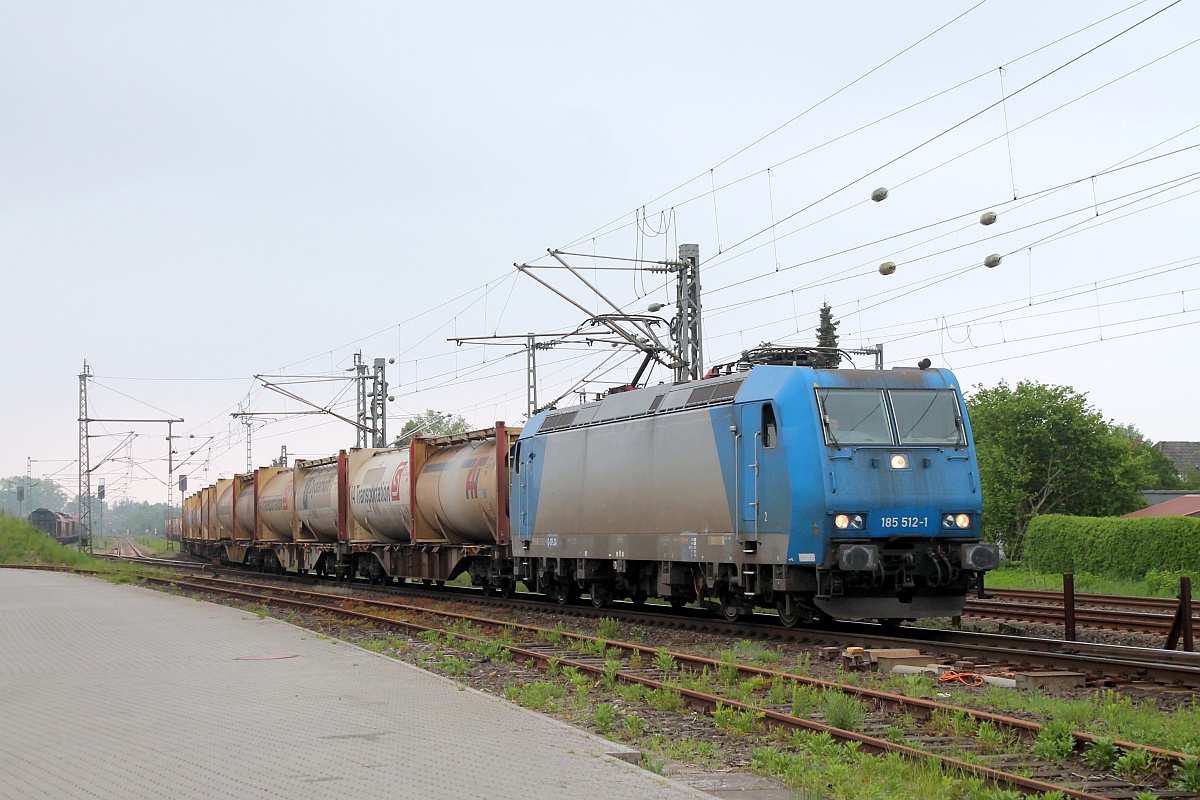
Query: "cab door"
514 441 531 540
736 401 785 547
736 403 762 544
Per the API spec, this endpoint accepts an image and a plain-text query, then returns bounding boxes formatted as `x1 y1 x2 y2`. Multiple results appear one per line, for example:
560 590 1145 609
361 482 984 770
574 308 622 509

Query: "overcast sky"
3 1 1198 507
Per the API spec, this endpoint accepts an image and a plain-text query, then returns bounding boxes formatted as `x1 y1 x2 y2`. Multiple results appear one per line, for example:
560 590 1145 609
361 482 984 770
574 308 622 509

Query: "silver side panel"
533 411 732 537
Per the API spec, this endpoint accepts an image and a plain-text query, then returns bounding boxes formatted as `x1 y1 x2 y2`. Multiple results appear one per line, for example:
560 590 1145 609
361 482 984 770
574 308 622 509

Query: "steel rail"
964 598 1178 633
987 588 1187 612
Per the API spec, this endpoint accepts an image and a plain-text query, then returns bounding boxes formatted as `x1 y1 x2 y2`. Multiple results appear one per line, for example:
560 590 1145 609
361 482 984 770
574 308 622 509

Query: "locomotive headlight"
955 513 971 529
889 454 909 470
835 514 865 530
942 513 973 529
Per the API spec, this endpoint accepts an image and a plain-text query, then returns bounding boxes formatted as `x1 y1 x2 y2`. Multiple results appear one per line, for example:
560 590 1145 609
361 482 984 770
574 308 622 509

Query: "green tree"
1183 468 1200 490
1111 423 1184 490
815 302 841 367
394 410 471 446
966 381 1148 558
0 475 71 516
104 500 169 537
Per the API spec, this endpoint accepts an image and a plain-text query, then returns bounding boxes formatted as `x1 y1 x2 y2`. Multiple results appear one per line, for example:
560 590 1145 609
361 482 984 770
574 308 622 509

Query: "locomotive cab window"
762 404 778 448
889 389 965 447
816 389 893 446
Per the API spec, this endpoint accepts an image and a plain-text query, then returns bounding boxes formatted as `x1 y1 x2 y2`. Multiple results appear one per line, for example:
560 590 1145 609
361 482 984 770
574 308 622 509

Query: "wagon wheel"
629 590 647 607
669 597 689 609
498 578 516 599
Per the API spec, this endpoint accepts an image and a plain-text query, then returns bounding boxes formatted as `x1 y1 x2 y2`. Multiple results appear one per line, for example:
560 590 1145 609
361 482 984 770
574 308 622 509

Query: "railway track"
149 572 1199 799
111 538 152 559
98 551 1198 639
987 588 1189 613
88 553 1200 686
965 588 1196 637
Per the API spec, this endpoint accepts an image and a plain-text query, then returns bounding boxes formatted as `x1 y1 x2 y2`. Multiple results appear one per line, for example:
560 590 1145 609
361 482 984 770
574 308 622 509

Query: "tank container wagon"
181 350 997 623
183 426 517 592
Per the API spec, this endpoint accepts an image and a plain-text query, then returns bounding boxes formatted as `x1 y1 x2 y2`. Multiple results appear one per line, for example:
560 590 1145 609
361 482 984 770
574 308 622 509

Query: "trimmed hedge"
1025 514 1200 578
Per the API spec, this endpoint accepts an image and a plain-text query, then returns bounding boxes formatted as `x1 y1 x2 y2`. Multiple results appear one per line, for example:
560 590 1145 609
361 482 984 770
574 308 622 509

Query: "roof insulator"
879 261 896 276
984 253 1002 268
871 187 889 202
980 211 998 226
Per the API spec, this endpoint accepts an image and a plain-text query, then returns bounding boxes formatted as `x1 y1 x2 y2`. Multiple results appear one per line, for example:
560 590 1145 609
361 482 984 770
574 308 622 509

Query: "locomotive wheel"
719 596 742 622
551 581 571 605
776 597 800 628
589 583 611 609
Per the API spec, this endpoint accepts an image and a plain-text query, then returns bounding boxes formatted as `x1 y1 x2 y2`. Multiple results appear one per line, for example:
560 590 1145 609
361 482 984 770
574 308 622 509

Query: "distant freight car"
182 348 998 624
28 508 80 545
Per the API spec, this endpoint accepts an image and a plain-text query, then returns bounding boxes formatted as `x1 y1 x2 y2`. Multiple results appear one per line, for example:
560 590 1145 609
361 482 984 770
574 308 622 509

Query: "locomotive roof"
531 364 959 436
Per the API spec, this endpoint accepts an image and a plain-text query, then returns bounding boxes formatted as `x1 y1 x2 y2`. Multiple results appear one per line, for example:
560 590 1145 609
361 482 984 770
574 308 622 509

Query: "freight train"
29 508 80 545
182 348 998 624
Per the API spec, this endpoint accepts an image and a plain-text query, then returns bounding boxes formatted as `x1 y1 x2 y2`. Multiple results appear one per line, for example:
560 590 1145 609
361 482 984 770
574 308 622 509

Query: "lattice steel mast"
672 243 703 382
77 361 93 552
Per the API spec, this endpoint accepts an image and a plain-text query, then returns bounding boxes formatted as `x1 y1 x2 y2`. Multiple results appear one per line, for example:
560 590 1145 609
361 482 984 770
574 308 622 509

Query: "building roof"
1123 494 1200 518
1157 441 1200 475
1142 489 1200 506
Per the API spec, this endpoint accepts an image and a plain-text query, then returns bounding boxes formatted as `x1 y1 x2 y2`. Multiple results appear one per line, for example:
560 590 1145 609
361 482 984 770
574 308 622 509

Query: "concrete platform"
0 568 713 800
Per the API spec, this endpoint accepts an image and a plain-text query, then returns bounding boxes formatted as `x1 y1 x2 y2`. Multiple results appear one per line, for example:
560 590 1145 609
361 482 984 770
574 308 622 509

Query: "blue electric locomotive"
510 348 998 623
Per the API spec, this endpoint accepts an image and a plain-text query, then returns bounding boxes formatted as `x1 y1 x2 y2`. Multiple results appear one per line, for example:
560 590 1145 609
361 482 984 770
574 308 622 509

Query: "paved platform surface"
0 568 717 800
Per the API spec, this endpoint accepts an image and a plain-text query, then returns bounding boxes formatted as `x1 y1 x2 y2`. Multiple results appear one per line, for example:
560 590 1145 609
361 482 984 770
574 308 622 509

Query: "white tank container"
215 481 234 537
414 439 498 544
234 483 255 539
295 462 339 542
200 488 212 540
257 470 294 541
349 449 412 542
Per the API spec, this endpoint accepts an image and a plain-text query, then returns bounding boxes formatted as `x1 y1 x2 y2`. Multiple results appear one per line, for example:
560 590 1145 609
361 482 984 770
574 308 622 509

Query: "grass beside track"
0 514 147 582
986 566 1198 599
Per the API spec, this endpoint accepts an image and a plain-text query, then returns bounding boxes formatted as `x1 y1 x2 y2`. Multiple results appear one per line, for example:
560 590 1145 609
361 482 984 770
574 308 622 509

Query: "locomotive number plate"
879 516 930 530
